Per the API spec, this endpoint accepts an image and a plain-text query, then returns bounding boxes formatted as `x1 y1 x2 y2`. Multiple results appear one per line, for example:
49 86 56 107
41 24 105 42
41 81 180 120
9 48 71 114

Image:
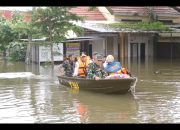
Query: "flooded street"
0 59 180 123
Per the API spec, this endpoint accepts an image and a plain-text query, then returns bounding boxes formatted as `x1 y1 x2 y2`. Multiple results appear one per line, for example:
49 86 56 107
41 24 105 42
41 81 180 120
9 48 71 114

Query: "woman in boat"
104 55 121 75
104 55 131 79
73 53 91 78
86 54 107 80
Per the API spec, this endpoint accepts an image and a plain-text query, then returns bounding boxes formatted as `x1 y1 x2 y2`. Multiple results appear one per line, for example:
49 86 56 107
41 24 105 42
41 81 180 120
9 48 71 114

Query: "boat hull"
58 76 136 94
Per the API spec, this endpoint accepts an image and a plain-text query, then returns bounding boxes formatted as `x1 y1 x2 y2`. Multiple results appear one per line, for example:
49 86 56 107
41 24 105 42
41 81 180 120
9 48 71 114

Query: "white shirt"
73 61 79 77
103 61 107 68
73 59 93 77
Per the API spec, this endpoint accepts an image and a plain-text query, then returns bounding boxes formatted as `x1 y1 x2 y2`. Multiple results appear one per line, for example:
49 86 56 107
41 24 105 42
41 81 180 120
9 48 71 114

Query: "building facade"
70 6 180 67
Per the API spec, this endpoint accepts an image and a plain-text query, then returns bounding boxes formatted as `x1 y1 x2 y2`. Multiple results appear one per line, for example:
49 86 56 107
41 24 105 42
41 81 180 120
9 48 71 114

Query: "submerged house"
68 6 180 67
2 7 180 66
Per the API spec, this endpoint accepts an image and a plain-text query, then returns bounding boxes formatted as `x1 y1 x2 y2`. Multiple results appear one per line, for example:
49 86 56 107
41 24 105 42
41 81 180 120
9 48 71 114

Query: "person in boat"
104 55 131 79
102 55 107 68
62 54 75 77
86 54 107 80
104 55 121 74
91 52 98 62
73 53 91 78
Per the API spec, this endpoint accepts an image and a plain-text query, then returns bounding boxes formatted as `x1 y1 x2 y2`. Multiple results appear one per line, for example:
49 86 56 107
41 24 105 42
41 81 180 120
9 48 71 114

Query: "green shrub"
8 42 27 61
103 21 171 31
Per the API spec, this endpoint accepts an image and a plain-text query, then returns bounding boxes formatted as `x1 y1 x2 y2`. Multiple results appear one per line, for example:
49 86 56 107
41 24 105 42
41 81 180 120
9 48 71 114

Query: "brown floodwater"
0 58 180 123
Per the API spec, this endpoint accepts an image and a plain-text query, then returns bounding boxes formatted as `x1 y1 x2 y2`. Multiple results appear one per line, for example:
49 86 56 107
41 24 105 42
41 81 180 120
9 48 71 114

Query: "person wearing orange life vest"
73 53 90 78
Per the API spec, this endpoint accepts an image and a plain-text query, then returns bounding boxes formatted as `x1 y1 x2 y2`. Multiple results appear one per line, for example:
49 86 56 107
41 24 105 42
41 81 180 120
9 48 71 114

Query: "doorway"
130 43 146 61
131 43 138 58
140 43 145 61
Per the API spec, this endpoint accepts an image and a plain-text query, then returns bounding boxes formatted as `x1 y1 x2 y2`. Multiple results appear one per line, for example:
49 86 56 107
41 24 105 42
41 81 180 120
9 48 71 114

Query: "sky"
0 7 33 11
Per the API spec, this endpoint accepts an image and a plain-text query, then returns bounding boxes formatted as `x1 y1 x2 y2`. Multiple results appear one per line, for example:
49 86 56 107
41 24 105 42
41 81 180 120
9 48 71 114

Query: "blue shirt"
104 61 121 73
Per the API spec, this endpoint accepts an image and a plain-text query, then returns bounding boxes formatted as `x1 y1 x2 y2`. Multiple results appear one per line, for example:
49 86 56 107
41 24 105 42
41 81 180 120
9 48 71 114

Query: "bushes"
8 42 27 61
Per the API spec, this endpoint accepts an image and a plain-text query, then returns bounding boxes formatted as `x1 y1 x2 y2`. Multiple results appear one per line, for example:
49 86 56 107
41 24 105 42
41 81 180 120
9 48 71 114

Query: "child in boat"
86 54 107 80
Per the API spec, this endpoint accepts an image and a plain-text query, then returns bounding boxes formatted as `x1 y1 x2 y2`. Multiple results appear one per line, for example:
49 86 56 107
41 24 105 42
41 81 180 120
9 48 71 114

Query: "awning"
62 36 104 43
73 22 159 33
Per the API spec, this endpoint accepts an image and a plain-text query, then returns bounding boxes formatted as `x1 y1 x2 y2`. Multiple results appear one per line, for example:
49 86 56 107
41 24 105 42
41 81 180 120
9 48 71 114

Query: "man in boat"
86 54 107 80
73 53 91 78
62 54 75 77
91 52 98 62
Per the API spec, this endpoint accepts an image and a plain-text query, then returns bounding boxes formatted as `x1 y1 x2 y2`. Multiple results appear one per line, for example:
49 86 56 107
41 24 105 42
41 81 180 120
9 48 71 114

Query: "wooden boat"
58 76 137 94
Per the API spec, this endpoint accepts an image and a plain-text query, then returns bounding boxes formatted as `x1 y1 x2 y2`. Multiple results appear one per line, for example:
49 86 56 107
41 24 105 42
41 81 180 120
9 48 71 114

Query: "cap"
96 54 103 61
106 55 114 63
81 53 87 57
93 52 99 56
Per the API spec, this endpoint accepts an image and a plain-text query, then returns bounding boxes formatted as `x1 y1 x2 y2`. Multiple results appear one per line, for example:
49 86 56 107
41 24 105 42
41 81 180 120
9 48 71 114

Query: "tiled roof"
1 10 12 19
0 10 31 23
109 6 180 16
69 7 106 21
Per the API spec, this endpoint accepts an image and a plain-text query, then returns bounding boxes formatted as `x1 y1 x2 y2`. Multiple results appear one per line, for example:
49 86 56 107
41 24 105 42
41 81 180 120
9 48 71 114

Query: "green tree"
0 17 16 59
32 7 83 66
11 10 41 64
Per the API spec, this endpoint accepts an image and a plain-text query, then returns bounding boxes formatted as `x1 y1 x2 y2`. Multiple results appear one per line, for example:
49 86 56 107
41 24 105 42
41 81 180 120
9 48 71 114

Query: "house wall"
113 36 119 60
92 39 105 56
106 37 114 55
31 45 39 64
126 33 154 58
85 33 119 59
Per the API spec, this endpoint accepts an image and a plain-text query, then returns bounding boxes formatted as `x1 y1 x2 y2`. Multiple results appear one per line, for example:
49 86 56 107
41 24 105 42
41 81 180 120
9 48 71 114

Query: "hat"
81 53 87 57
106 55 114 63
96 54 103 61
93 52 98 56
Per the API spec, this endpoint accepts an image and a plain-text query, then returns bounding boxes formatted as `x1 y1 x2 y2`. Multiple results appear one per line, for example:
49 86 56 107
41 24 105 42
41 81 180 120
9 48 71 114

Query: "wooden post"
119 32 125 67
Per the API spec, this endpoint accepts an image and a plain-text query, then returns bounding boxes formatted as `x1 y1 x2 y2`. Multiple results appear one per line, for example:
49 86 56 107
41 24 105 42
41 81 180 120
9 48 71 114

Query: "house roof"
0 10 31 22
109 6 180 17
74 21 180 34
69 7 107 21
74 22 160 33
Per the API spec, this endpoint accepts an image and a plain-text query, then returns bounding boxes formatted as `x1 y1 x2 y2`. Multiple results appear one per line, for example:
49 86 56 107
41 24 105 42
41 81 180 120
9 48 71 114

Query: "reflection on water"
129 58 180 123
0 59 180 123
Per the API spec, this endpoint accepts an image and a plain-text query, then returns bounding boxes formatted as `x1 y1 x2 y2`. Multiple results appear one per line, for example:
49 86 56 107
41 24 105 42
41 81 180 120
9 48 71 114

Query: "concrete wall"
92 39 105 56
106 36 118 60
113 36 119 60
126 33 154 58
106 37 114 55
85 33 119 59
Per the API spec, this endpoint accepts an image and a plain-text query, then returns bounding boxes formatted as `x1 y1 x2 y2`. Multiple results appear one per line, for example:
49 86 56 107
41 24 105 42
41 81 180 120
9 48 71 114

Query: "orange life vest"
77 56 90 77
117 68 128 74
109 67 128 75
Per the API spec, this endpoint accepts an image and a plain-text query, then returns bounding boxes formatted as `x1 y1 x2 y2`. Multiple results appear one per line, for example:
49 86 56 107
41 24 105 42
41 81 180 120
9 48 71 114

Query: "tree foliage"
32 7 84 42
32 7 84 66
0 17 17 57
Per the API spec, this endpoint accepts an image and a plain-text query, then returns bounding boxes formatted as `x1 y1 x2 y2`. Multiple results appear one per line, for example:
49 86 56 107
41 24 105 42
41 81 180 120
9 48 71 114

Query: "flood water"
0 58 180 123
